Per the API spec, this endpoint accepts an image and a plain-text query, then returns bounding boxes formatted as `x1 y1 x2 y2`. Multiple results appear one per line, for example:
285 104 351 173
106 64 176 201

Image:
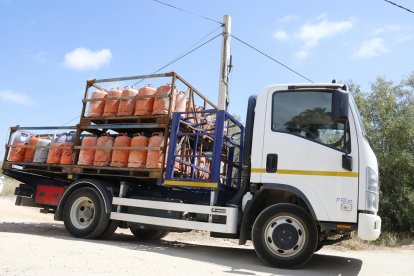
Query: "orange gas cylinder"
146 132 165 169
152 84 177 115
46 141 63 164
204 113 215 131
128 133 149 168
77 135 98 166
184 148 193 176
117 86 138 116
59 142 74 164
173 147 181 171
175 92 187 112
134 84 156 115
60 131 76 165
93 134 114 166
87 90 107 117
23 136 40 162
47 133 67 164
110 134 131 167
103 88 122 117
8 132 31 162
186 102 196 124
195 106 205 126
198 157 210 179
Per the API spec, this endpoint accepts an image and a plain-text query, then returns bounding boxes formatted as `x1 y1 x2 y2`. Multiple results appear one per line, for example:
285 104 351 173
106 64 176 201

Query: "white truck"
2 71 381 268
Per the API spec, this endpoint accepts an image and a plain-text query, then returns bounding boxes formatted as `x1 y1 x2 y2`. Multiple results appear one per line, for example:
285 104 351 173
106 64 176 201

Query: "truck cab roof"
263 83 347 93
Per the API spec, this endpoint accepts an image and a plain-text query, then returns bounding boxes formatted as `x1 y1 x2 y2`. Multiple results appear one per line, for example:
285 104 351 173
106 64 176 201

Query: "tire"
130 227 169 240
315 243 324 252
252 203 318 268
63 187 110 239
99 220 120 239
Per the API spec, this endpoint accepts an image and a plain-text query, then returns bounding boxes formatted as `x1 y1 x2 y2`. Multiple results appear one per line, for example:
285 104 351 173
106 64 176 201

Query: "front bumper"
357 213 381 241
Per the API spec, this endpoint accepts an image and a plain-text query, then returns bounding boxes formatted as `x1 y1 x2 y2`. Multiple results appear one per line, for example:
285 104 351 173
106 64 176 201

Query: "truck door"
259 89 359 223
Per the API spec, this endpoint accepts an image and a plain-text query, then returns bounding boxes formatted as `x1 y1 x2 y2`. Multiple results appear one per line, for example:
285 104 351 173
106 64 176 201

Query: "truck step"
111 197 238 234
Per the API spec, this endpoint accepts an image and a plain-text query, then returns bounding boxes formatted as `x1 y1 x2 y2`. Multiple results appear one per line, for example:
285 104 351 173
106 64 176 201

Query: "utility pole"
218 15 231 110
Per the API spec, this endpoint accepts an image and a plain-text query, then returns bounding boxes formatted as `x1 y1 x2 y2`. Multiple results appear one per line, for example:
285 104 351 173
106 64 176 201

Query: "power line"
152 0 222 25
61 116 80 126
231 34 314 83
384 0 414 14
133 32 221 86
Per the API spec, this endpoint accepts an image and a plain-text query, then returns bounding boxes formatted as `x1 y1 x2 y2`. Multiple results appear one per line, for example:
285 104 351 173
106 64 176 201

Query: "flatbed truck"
2 72 381 268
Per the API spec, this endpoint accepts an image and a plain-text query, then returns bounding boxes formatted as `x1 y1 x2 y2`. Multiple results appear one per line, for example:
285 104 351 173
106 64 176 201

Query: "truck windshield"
272 90 350 152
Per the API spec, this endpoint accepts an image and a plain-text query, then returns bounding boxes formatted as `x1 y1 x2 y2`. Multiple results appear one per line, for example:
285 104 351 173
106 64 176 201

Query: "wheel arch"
239 183 318 245
54 178 114 221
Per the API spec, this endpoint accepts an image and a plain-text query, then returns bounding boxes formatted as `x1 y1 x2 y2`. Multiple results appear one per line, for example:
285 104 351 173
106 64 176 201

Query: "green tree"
348 74 414 232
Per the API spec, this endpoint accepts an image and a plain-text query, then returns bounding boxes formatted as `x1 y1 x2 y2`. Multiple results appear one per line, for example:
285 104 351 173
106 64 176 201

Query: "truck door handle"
266 154 278 173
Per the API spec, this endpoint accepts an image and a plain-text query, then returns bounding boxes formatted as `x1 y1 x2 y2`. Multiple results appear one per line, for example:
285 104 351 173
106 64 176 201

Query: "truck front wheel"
252 203 317 268
63 187 110 239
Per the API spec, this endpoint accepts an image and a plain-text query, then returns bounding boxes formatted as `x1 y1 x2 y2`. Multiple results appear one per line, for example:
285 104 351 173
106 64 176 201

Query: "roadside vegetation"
348 72 414 247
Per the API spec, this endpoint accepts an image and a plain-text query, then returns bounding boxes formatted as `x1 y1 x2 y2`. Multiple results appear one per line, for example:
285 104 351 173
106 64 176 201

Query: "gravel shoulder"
0 197 413 275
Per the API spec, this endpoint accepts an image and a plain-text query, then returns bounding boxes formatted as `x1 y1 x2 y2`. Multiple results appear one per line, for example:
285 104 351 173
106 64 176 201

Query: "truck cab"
239 83 381 267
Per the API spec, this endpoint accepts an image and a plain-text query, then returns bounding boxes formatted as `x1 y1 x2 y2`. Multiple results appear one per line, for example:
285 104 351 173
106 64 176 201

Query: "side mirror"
331 90 349 123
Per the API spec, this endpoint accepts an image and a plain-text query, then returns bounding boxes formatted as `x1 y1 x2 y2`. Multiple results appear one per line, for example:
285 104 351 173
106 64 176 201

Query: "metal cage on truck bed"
2 72 244 197
165 110 244 191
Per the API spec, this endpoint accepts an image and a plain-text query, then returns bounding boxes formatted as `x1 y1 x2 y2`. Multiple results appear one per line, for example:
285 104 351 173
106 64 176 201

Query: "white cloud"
370 24 412 44
279 15 299 23
293 50 308 60
353 38 389 59
63 48 112 71
273 17 354 60
0 90 34 106
395 34 412 43
371 24 403 36
274 30 290 41
297 19 353 49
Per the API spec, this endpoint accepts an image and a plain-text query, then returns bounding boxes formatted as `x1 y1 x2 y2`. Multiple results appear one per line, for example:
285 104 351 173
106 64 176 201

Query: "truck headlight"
366 167 379 213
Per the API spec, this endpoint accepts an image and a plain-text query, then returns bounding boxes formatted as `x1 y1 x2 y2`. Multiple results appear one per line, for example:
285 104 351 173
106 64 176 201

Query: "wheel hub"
70 196 95 229
272 223 299 250
82 208 94 219
264 216 306 257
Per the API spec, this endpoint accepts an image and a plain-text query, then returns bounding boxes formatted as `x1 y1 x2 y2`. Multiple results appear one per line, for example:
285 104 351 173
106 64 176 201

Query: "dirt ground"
0 197 413 276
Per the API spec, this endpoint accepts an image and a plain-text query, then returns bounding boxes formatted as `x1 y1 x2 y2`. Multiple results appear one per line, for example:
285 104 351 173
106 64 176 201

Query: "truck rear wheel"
130 227 169 240
99 220 119 239
63 187 110 239
252 203 317 268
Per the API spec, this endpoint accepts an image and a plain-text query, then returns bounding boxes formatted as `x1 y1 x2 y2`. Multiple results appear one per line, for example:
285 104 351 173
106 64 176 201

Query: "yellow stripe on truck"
163 180 218 188
251 168 358 177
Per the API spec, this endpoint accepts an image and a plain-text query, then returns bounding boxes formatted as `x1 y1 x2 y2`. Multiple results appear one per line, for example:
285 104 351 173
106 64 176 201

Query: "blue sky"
1 0 413 157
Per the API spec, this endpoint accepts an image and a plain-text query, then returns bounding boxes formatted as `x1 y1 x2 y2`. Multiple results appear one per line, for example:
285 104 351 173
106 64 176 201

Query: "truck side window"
272 91 350 152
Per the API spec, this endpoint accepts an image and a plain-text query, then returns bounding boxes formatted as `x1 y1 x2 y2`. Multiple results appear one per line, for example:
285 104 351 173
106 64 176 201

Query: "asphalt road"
0 197 413 275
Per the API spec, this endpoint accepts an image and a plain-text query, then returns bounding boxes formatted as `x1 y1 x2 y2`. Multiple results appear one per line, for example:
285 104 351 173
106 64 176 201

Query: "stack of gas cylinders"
87 84 188 118
87 83 215 132
76 131 210 178
7 131 77 165
7 131 166 169
7 82 212 179
77 132 165 169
